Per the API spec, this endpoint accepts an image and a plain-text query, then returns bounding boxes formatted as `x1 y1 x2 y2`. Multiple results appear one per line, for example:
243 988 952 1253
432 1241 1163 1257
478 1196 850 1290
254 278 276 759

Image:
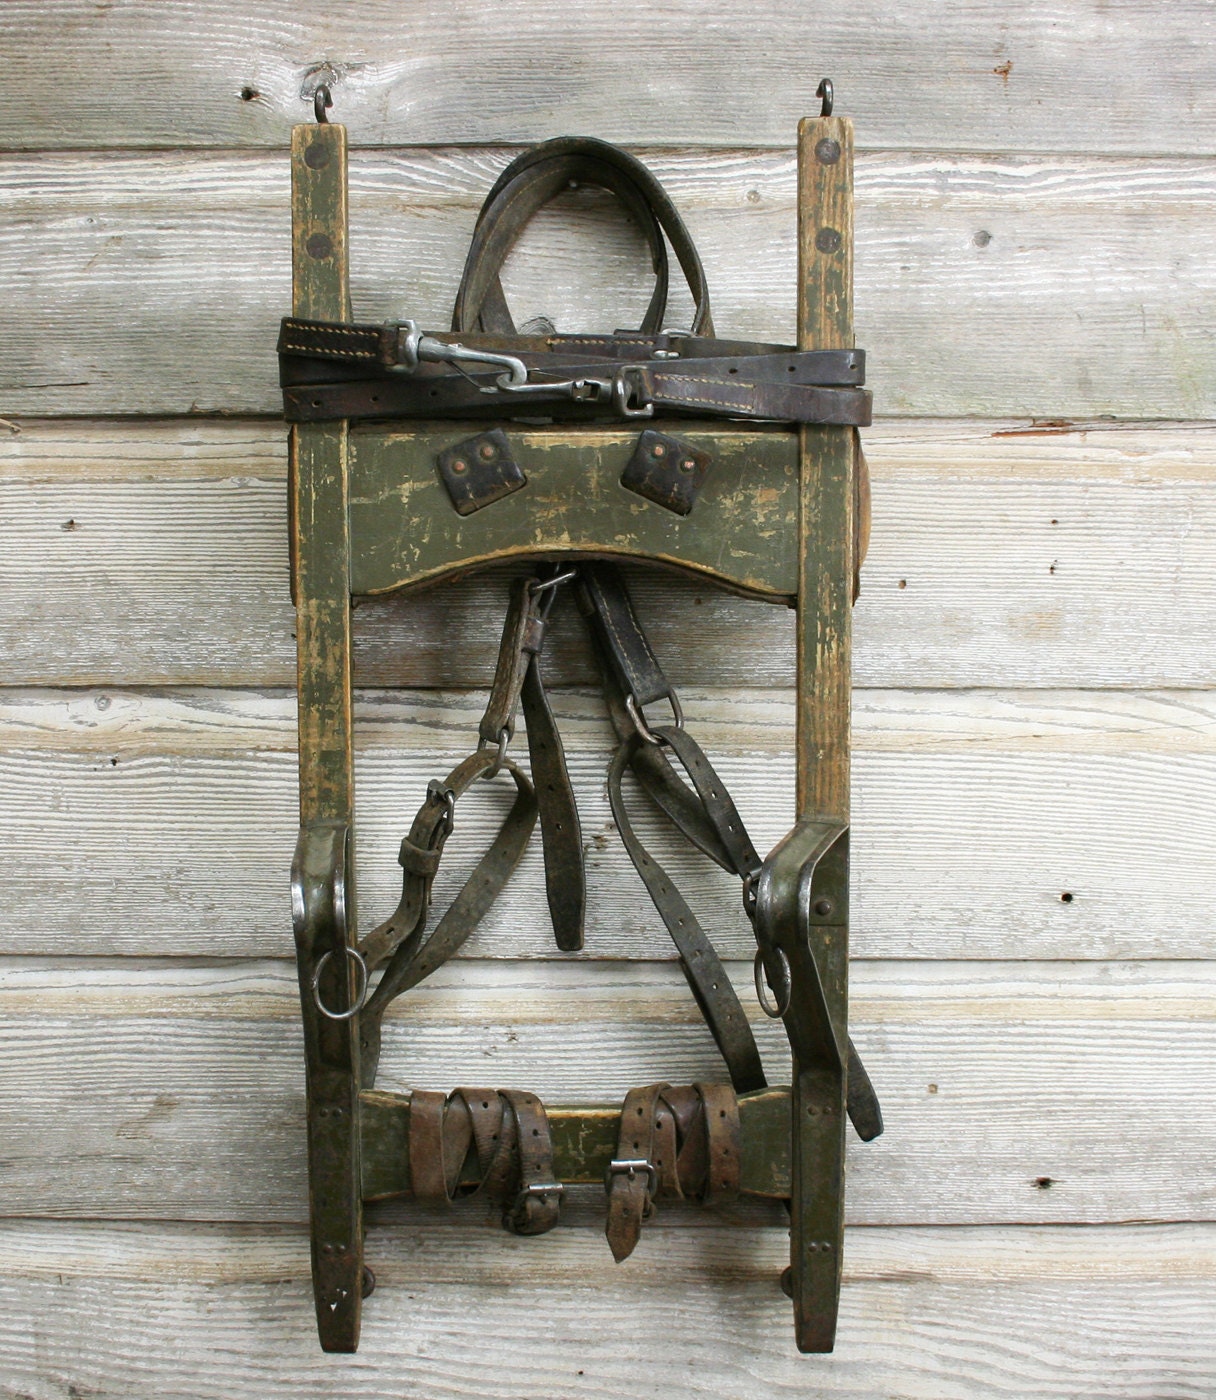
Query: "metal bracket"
754 819 849 1354
291 819 364 1352
436 428 526 515
620 429 712 516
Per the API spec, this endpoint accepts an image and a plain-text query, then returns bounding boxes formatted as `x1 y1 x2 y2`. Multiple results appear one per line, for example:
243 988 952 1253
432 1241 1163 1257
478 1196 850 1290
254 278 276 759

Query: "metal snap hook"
314 85 333 124
754 946 792 1019
817 78 834 117
312 944 369 1020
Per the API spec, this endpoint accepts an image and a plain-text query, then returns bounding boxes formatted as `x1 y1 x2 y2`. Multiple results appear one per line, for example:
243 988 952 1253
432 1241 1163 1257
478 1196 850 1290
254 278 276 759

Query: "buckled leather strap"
408 1088 562 1235
357 749 537 1087
606 1083 668 1262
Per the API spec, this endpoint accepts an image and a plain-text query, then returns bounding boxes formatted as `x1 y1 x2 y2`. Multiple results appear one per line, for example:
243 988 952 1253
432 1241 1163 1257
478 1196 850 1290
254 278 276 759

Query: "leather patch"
436 429 526 515
620 430 711 516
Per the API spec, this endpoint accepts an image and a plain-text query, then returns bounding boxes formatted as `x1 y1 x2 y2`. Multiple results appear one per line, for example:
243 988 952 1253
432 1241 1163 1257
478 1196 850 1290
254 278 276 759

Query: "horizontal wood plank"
3 419 1214 689
1 149 1214 417
0 958 1212 1227
0 1219 1211 1399
0 685 1213 960
3 0 1215 156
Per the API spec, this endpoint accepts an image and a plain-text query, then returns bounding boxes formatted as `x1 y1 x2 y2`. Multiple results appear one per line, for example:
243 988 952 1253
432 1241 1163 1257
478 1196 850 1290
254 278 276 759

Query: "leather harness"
285 121 881 1351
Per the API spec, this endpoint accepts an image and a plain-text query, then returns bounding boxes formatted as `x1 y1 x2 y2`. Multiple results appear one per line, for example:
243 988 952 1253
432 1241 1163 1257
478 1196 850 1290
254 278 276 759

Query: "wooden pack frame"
288 109 869 1354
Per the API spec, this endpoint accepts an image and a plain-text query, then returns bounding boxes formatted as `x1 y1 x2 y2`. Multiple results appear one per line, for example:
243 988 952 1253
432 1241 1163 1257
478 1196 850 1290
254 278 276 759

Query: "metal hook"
817 78 834 117
314 85 333 124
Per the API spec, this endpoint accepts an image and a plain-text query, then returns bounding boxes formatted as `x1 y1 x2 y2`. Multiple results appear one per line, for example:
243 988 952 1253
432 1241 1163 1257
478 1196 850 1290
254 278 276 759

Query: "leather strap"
407 1088 563 1235
451 136 711 337
607 736 766 1094
606 1083 668 1262
279 342 871 426
357 749 537 1087
605 1083 743 1260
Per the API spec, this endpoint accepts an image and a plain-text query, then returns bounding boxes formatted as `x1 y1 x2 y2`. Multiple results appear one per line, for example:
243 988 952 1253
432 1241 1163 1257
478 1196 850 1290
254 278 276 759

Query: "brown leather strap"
499 1090 563 1235
357 750 537 1087
605 1083 668 1262
694 1082 742 1203
407 1088 562 1235
408 1089 450 1204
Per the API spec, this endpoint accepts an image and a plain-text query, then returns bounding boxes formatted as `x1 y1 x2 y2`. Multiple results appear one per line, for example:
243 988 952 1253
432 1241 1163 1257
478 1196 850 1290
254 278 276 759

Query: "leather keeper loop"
397 838 443 878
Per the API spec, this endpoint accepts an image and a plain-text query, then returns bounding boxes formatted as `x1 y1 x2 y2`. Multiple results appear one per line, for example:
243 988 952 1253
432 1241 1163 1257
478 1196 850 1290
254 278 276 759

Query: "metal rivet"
451 458 468 474
815 227 842 254
813 897 834 917
306 232 333 260
807 1105 818 1116
679 458 695 472
304 142 331 170
651 443 666 458
815 138 841 166
478 442 496 460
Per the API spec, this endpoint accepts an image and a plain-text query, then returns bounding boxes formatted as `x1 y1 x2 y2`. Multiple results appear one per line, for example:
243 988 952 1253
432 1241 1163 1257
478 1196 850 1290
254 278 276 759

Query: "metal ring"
754 947 792 1019
624 691 684 746
312 945 368 1021
478 728 510 780
817 78 833 117
314 85 333 123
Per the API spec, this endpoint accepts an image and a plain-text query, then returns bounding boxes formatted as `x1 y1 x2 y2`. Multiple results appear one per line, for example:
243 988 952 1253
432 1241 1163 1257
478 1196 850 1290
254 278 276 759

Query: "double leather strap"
278 135 871 427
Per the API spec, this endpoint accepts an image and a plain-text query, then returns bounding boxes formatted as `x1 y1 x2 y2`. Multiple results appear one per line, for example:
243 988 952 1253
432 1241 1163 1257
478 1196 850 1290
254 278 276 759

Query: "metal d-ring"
311 944 369 1020
314 85 333 123
817 78 834 117
754 946 792 1019
479 728 510 780
624 690 684 747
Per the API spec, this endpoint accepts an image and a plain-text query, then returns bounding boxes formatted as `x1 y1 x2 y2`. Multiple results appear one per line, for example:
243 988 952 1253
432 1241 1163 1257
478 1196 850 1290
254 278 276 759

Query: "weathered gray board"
1 2 1214 1395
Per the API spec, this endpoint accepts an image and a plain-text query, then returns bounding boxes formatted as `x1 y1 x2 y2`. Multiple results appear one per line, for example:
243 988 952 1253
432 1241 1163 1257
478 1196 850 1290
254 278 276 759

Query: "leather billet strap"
606 1083 742 1262
279 327 871 427
408 1088 563 1235
481 571 585 953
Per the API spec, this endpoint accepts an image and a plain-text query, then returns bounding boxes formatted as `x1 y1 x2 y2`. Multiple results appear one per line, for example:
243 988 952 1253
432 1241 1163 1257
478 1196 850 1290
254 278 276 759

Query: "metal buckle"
605 1158 658 1195
425 780 456 837
613 365 654 418
511 1181 565 1211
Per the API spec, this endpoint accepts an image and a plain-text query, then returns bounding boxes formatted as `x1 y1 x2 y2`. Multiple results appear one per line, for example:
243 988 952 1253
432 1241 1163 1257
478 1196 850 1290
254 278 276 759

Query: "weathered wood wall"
1 4 1213 1396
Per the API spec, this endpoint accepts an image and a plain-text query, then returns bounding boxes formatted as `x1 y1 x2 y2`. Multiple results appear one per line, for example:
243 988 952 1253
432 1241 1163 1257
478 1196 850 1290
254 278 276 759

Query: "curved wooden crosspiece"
292 820 365 1352
347 424 803 602
754 819 849 1353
